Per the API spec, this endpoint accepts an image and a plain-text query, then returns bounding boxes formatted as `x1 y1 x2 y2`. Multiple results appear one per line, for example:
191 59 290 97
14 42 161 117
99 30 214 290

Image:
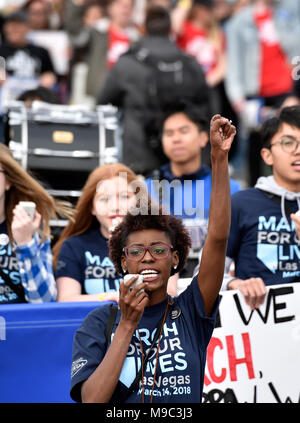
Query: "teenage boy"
146 101 240 224
145 101 240 284
223 105 300 309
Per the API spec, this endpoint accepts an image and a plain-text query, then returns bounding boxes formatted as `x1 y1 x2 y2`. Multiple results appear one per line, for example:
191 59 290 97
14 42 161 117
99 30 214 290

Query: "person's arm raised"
197 114 236 316
171 0 192 35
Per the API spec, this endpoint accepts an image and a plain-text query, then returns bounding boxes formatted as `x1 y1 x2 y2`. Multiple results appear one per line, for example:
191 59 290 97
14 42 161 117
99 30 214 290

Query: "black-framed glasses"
123 242 173 262
270 135 300 153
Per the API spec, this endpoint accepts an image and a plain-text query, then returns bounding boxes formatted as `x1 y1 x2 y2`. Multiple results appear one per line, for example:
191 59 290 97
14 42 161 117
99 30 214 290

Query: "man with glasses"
222 105 300 310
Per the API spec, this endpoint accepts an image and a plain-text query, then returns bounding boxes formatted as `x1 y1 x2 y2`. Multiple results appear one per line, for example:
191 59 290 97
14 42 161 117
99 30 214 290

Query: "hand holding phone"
124 274 144 293
12 201 37 245
18 201 36 221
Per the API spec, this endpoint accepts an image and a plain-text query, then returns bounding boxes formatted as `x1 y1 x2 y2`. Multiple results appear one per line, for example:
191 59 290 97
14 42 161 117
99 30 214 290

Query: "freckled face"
92 176 136 238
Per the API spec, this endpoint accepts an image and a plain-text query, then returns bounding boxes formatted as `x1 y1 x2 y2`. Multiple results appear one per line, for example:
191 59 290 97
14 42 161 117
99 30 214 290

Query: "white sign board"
203 283 300 403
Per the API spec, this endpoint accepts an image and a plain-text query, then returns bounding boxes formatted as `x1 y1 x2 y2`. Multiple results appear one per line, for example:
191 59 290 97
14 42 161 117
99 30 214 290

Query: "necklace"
137 296 174 403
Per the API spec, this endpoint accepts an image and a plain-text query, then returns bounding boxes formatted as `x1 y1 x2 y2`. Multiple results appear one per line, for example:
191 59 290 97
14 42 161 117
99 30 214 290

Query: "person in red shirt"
175 0 226 89
224 0 300 186
106 0 137 68
171 0 227 119
64 0 140 101
253 5 293 100
225 0 298 117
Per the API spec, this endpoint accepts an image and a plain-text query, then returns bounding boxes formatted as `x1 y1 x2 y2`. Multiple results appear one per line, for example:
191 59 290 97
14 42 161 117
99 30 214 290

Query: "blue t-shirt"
0 221 25 304
146 164 240 250
146 164 241 219
70 276 219 403
55 228 122 294
227 188 300 285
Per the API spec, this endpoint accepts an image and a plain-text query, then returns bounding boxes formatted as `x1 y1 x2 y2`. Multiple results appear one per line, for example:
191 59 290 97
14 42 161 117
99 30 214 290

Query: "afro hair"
109 202 192 276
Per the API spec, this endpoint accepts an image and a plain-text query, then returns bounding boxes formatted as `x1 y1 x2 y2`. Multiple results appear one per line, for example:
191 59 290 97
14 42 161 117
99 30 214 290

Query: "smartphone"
296 210 300 217
18 201 36 221
124 274 144 293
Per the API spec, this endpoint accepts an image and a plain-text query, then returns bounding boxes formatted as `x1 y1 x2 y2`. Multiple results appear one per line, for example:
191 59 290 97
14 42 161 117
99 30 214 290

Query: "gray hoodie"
255 175 300 229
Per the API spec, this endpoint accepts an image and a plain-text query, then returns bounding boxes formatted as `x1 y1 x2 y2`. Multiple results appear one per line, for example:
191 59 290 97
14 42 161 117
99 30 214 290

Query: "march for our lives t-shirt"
0 221 25 304
227 188 300 284
55 228 122 294
70 276 219 403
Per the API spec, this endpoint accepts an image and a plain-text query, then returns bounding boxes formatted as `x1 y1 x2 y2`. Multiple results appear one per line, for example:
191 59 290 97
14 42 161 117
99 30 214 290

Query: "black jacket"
98 35 211 175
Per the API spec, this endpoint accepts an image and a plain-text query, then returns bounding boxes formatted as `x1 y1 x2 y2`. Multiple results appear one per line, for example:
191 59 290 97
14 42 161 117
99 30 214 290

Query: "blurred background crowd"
1 0 300 186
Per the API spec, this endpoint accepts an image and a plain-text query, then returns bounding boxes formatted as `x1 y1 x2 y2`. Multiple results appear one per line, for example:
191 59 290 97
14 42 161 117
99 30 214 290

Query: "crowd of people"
1 0 300 182
0 0 300 405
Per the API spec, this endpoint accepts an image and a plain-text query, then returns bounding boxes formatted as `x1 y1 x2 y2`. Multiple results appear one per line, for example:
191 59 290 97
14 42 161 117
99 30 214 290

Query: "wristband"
98 293 106 301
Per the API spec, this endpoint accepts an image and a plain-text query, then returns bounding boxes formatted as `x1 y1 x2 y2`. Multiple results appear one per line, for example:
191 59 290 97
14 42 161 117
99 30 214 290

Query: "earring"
173 264 178 270
122 267 127 274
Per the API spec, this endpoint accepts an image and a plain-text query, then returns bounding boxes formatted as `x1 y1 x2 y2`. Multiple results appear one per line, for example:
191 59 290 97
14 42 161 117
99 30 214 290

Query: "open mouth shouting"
139 268 160 282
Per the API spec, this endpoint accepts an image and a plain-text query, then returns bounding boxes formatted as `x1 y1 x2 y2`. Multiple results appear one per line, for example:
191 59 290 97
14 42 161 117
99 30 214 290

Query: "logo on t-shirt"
256 15 279 46
56 259 66 271
84 251 122 294
0 241 22 303
6 50 41 78
118 320 191 400
0 234 9 246
257 216 300 277
71 357 88 378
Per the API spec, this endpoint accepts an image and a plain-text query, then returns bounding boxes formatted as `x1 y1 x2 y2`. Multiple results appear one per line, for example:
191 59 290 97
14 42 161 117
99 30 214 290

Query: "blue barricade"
0 301 110 403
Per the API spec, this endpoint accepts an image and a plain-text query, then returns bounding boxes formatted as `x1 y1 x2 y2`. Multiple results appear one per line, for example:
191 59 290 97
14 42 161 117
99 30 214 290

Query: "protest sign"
203 283 300 403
